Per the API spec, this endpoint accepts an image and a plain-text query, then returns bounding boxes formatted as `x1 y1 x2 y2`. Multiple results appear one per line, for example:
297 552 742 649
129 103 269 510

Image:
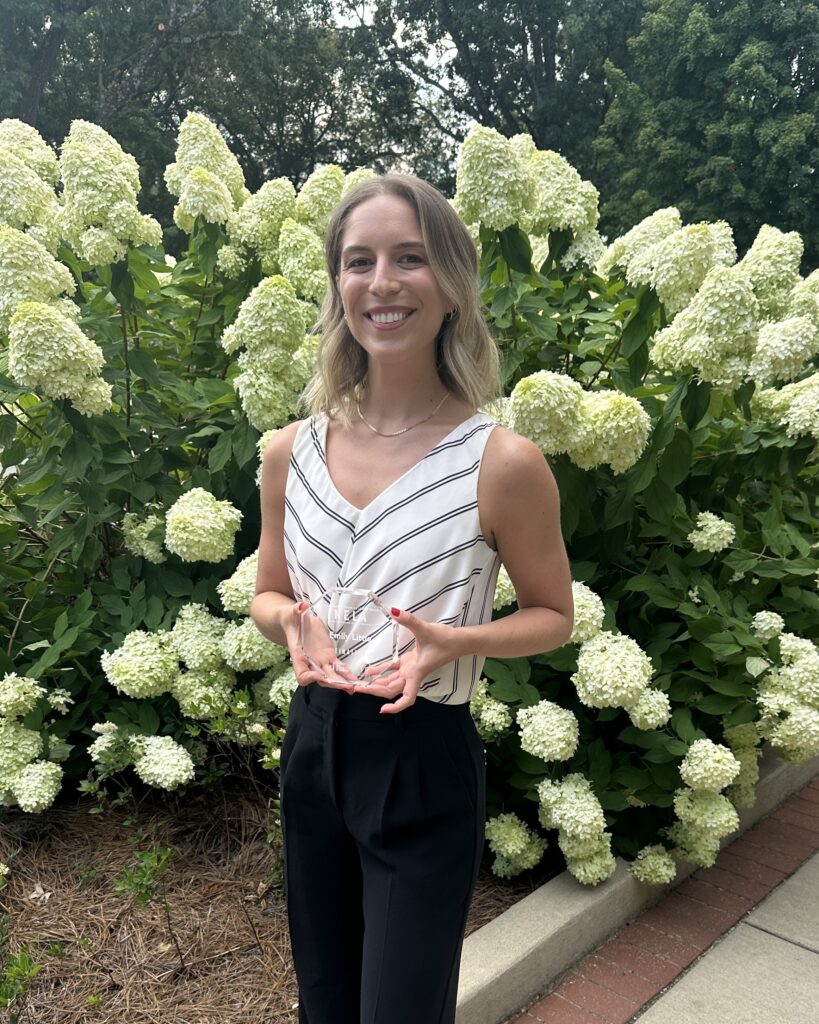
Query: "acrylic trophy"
298 586 400 683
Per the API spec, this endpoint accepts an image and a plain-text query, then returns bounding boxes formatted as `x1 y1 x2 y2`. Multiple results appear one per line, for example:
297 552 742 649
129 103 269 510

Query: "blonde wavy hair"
300 173 503 427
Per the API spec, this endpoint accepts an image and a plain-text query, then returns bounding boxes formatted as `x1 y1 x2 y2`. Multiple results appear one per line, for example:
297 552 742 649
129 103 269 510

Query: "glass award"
299 586 400 684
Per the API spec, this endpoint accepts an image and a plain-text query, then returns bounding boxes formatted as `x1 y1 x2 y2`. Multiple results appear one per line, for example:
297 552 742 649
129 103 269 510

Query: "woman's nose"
369 257 400 294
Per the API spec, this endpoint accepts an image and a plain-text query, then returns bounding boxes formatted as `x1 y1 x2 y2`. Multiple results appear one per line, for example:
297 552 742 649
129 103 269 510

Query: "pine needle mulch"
1 776 558 1024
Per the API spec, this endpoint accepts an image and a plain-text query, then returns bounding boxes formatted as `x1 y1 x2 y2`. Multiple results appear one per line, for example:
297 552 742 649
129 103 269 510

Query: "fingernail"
390 607 400 616
297 601 308 611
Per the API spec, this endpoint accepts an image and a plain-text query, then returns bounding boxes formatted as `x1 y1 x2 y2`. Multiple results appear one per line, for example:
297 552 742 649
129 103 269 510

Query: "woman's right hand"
283 601 360 691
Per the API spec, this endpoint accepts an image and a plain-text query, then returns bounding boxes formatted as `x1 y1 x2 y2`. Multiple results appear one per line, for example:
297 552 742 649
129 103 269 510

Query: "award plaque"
299 586 400 683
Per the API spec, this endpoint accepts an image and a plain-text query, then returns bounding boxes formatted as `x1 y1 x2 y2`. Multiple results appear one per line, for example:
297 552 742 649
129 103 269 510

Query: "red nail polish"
391 607 400 616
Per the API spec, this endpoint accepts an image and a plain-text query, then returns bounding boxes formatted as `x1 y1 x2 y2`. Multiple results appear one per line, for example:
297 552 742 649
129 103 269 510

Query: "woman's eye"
402 253 423 263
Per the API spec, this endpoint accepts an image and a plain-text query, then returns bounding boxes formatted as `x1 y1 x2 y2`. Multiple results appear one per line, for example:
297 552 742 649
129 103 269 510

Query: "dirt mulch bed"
1 776 560 1023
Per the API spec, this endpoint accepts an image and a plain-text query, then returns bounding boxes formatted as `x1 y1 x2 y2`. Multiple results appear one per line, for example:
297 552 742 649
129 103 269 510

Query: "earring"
444 309 457 322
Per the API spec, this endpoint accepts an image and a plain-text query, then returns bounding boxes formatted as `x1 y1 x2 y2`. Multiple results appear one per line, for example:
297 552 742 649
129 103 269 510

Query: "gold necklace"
356 391 450 437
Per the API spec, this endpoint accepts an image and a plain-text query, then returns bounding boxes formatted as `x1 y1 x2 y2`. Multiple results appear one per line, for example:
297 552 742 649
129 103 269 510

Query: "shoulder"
260 419 308 493
482 425 552 484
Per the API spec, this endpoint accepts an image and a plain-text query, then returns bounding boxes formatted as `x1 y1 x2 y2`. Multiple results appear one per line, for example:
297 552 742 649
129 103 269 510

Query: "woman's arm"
249 420 303 647
449 426 574 659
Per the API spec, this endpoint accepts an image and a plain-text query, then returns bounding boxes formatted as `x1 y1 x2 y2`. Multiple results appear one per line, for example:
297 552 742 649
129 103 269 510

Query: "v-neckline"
319 412 483 515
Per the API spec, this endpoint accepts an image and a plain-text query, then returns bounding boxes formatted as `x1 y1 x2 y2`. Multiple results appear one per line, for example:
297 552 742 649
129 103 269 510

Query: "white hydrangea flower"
650 264 759 391
234 346 305 431
165 112 246 212
779 632 818 665
561 227 607 272
122 512 166 564
220 617 288 672
0 719 43 791
8 301 109 414
751 611 785 642
46 688 73 715
757 373 819 441
170 603 228 671
492 565 516 610
454 125 532 231
172 666 235 719
679 738 741 792
729 745 761 789
516 700 579 761
571 631 654 709
749 316 819 385
627 220 737 315
10 760 63 813
294 164 345 236
630 844 677 885
277 218 327 301
100 630 179 698
556 829 610 861
217 551 259 615
59 120 160 264
256 427 280 486
722 720 760 750
567 389 653 474
627 688 672 730
510 370 592 456
219 274 308 356
596 207 682 281
565 839 617 886
735 223 804 321
174 167 234 232
666 819 723 867
70 375 113 417
469 678 513 741
538 773 607 840
512 137 599 236
485 811 548 878
87 722 120 763
342 167 376 194
727 783 757 809
769 704 819 763
229 177 296 267
0 225 76 333
673 787 740 837
568 581 605 644
480 396 514 429
0 673 46 719
687 511 736 553
164 488 242 563
131 735 196 791
0 119 60 184
0 146 61 251
263 665 299 718
216 243 248 278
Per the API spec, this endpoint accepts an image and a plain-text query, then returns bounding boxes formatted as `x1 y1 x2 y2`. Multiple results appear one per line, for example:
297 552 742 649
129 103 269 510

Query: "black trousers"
279 680 486 1024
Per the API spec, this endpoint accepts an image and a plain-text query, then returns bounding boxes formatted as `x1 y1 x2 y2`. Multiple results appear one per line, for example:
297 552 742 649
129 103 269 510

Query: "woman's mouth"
365 310 414 330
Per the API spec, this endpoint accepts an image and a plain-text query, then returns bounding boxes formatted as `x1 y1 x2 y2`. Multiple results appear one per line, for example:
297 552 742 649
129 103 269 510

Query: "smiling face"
336 194 452 367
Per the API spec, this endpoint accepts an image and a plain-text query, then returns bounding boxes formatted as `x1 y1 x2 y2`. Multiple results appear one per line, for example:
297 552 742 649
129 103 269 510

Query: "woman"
250 174 574 1024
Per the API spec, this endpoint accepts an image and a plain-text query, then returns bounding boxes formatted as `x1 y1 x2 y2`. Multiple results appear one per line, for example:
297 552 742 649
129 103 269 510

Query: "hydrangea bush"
1 116 817 893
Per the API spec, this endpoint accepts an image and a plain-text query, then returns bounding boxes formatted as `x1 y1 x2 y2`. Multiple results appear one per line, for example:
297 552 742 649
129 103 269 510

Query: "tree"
593 0 819 268
0 0 456 231
351 0 645 176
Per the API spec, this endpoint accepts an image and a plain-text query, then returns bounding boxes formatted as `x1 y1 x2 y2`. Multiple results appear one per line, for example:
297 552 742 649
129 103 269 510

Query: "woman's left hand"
354 609 460 714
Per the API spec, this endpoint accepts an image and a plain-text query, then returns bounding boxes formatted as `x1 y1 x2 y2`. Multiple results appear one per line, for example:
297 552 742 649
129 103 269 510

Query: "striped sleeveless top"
283 411 502 704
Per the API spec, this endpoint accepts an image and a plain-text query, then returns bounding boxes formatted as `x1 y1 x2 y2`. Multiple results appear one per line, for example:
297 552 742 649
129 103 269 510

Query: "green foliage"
593 0 819 269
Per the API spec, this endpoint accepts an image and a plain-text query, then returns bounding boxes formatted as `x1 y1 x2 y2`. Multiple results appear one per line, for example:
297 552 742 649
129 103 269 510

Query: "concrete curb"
455 747 819 1024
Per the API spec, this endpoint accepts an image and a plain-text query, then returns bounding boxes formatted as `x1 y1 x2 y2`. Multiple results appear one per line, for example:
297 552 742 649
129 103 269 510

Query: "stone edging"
455 747 819 1024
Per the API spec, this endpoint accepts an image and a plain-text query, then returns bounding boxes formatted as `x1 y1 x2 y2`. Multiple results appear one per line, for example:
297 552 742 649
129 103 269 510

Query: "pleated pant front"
279 680 486 1024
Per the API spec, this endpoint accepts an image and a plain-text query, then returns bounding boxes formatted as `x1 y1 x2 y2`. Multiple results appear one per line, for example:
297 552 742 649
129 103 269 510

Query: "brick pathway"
509 777 819 1024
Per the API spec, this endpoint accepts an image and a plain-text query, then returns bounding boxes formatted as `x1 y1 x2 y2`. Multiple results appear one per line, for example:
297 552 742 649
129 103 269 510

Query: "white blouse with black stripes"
283 411 502 704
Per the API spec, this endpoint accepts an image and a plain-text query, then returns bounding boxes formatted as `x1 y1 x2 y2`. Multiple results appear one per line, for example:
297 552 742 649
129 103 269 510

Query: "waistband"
302 681 471 723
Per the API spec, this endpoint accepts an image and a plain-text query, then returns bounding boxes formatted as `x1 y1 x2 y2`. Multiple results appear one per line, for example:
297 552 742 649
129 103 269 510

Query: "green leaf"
61 433 97 480
658 428 693 488
498 225 533 274
208 430 233 472
671 708 699 743
696 694 739 714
